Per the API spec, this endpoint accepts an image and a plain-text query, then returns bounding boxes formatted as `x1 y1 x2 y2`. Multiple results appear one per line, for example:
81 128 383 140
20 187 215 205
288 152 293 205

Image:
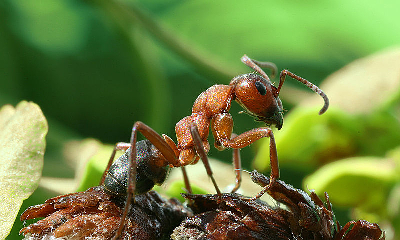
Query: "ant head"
230 73 283 130
232 54 329 130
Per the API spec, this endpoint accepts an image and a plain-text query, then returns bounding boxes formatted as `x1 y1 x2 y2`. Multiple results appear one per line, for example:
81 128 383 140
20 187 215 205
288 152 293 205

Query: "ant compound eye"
255 81 267 96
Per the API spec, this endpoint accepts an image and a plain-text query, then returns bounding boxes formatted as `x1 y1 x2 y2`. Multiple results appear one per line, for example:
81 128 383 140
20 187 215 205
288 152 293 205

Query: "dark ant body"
102 140 170 196
99 55 329 239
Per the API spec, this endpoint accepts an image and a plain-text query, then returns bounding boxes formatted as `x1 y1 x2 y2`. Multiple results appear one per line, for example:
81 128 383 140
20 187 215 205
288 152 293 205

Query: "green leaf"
301 48 400 115
0 101 47 239
303 156 397 214
74 139 115 192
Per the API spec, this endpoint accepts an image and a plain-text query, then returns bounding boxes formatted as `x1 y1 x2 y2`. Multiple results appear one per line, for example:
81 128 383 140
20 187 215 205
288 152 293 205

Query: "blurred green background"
1 0 400 239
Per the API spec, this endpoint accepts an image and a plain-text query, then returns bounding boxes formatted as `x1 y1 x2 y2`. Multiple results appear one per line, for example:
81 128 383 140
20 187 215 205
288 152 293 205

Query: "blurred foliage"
1 0 400 239
0 102 47 239
303 147 400 240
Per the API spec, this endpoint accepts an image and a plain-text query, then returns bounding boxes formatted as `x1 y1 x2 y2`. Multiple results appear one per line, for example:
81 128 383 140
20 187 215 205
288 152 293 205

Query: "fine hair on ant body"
99 54 329 239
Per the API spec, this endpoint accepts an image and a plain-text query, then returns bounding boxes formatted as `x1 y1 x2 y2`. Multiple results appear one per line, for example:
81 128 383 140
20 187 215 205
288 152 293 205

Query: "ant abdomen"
103 140 170 196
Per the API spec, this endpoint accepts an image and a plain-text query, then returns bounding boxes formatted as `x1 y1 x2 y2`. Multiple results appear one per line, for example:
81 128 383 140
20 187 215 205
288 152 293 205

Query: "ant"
99 54 329 239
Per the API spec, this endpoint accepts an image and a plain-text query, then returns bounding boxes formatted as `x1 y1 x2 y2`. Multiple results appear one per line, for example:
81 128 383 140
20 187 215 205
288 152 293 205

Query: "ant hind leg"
100 142 131 185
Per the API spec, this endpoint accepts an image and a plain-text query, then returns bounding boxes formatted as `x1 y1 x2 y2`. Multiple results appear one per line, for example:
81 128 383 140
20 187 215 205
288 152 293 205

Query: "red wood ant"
98 55 329 238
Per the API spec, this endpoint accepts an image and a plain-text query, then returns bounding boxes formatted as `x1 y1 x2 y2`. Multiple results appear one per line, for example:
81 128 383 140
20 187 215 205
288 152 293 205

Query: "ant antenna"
277 70 329 115
241 54 277 82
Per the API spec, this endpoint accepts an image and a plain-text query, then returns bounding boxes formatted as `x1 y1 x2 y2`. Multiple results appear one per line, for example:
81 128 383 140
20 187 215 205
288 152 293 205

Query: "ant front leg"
230 147 241 193
211 113 279 198
230 130 278 200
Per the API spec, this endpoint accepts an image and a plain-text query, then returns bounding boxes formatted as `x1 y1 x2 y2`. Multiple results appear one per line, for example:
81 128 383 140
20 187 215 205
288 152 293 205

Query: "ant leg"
113 121 179 240
112 125 140 240
189 122 221 195
211 112 279 196
278 70 329 115
250 132 278 200
179 166 194 205
230 148 242 193
216 127 279 199
99 142 130 185
181 166 193 194
211 116 242 193
161 133 193 194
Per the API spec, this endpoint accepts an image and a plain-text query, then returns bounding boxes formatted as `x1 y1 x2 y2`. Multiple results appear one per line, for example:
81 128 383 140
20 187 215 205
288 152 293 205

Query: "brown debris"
20 187 191 239
171 171 385 240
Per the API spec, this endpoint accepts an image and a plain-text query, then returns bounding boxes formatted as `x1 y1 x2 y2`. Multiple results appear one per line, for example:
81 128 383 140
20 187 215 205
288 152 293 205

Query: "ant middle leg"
189 122 221 195
180 166 193 194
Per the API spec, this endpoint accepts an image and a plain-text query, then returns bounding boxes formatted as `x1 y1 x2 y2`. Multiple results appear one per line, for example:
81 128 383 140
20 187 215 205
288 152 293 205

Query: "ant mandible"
100 54 329 239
